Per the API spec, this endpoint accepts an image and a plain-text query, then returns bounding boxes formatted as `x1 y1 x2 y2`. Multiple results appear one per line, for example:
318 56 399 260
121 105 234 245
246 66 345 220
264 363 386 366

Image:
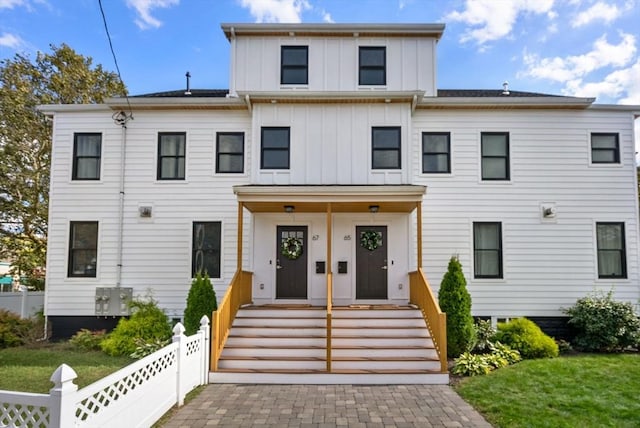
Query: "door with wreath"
275 225 308 299
356 225 388 299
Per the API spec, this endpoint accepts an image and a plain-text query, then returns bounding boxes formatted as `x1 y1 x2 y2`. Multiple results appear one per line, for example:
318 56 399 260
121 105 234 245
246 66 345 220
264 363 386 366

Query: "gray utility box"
95 287 133 316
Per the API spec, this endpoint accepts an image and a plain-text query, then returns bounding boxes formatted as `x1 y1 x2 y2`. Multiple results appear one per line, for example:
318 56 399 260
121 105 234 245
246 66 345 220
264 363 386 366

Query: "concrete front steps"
209 306 448 384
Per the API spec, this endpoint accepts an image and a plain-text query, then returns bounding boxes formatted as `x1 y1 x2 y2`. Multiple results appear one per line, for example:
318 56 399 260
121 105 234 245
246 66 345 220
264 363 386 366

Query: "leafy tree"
184 273 217 335
438 256 475 358
0 44 126 281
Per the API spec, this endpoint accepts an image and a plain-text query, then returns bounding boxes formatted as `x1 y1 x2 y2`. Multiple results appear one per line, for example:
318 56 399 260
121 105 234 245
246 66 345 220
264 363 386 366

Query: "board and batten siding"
412 108 640 317
46 109 252 318
232 36 437 94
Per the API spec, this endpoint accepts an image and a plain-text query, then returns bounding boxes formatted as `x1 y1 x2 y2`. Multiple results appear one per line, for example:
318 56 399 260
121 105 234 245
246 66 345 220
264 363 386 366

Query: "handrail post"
326 203 333 372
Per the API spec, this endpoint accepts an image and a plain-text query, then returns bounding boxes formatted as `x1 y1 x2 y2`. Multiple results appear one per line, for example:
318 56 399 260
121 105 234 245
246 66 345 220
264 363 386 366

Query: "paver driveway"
161 384 491 427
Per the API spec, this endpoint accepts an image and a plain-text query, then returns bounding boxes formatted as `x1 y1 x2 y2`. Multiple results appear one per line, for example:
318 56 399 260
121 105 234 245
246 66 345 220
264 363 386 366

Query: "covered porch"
210 185 447 381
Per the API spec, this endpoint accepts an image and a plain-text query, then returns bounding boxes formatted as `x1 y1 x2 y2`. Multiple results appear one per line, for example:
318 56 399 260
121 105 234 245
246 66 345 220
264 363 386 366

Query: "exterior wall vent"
139 206 153 218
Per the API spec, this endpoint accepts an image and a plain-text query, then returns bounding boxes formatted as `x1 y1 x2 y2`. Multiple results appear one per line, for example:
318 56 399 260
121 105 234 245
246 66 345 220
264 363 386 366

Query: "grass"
454 353 640 428
0 342 132 393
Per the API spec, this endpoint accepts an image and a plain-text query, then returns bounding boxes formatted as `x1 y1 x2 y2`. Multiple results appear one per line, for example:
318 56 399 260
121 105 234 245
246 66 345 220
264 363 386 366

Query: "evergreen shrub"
494 318 559 359
438 256 475 358
100 298 172 356
69 329 106 351
564 290 640 352
184 273 217 335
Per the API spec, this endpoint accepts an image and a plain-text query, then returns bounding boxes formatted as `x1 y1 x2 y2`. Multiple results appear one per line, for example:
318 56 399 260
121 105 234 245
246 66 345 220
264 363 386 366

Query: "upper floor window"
359 46 386 86
216 132 244 173
422 132 451 173
473 222 503 279
596 222 626 279
372 127 401 169
192 221 221 278
157 132 186 180
591 133 620 164
72 133 101 180
68 221 98 278
261 127 290 169
481 132 509 180
281 46 308 85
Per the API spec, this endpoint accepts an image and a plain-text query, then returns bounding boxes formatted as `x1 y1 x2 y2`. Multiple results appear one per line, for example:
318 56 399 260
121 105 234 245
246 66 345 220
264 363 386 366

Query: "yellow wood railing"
211 270 253 371
326 272 333 372
409 268 448 373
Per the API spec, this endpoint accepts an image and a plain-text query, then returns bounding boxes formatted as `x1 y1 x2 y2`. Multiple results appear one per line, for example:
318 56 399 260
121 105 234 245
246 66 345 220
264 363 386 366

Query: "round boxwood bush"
184 273 217 335
100 298 172 357
494 317 559 359
564 290 640 352
438 256 475 358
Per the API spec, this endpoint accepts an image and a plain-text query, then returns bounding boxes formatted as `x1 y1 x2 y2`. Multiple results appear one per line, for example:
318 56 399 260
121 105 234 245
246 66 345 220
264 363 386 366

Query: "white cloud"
126 0 179 30
571 1 623 27
322 10 334 23
444 0 555 46
0 32 23 48
563 58 640 103
0 0 26 9
238 0 311 23
522 33 636 83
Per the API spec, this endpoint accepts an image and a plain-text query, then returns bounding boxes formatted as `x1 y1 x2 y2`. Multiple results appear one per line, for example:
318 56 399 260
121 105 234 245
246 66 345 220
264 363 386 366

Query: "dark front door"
356 225 388 299
276 225 308 299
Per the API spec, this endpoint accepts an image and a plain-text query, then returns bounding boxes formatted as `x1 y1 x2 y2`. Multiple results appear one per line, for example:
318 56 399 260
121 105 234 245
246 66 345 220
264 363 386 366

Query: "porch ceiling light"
369 205 379 213
284 205 295 213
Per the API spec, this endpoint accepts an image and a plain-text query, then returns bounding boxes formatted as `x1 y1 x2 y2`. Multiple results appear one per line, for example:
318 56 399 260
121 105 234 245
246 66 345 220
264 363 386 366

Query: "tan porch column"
417 201 423 270
237 202 244 272
326 202 332 372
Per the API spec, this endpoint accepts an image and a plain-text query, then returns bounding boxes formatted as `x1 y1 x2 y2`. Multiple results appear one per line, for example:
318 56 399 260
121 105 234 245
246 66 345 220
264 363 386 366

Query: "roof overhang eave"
418 96 596 109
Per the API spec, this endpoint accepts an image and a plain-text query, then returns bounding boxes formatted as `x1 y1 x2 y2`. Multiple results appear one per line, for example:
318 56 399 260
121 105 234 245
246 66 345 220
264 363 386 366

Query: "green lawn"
454 353 640 428
0 343 132 393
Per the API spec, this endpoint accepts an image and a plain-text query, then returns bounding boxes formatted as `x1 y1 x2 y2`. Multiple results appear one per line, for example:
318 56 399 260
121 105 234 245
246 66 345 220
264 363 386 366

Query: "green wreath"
281 237 303 260
360 230 382 251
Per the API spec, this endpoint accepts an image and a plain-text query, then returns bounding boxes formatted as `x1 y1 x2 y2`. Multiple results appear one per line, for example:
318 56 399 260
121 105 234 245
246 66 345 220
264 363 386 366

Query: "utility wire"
98 0 133 123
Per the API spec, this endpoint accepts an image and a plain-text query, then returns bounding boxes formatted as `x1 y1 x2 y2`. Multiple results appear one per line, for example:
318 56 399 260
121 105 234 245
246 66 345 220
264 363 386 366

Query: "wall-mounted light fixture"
369 205 379 213
284 205 295 213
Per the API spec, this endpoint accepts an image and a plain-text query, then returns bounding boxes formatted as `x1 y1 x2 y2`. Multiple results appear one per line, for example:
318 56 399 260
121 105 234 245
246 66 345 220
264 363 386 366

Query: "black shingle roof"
437 89 563 97
132 89 229 98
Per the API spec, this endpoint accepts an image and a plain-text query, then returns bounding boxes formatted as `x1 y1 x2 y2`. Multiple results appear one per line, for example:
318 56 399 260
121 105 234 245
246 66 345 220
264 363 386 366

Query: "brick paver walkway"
161 384 492 427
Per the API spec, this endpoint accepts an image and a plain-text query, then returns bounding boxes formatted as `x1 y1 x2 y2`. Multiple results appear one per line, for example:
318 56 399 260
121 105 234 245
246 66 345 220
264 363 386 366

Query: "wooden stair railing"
211 270 253 371
409 268 448 373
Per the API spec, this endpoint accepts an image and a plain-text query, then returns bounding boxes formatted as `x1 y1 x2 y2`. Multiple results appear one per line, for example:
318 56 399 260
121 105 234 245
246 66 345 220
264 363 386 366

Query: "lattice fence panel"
74 349 177 422
185 335 202 357
0 402 50 428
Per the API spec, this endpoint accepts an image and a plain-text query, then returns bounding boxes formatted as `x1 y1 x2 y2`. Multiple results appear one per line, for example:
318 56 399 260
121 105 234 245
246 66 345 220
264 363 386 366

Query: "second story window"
72 133 101 180
261 127 290 169
216 132 244 173
481 132 509 181
422 132 451 173
157 132 186 180
372 127 401 169
359 46 386 85
281 46 308 85
591 133 620 164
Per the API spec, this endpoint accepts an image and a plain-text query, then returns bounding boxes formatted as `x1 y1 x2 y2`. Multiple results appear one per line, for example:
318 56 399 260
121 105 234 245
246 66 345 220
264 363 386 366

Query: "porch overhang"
232 185 427 213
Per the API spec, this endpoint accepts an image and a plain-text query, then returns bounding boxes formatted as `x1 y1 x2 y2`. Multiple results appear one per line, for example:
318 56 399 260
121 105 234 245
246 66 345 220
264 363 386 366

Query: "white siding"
46 110 252 318
232 36 436 94
412 109 640 316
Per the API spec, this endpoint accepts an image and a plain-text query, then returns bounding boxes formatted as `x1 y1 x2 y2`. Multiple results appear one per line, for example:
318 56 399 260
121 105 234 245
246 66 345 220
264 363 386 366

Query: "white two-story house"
41 23 639 382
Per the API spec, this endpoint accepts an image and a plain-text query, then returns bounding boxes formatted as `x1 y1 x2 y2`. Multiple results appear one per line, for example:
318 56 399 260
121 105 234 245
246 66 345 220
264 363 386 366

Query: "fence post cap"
199 315 210 327
50 364 78 391
173 322 186 336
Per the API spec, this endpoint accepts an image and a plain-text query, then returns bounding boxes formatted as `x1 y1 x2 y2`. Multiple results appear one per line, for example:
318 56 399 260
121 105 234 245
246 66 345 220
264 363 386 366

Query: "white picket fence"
0 316 210 428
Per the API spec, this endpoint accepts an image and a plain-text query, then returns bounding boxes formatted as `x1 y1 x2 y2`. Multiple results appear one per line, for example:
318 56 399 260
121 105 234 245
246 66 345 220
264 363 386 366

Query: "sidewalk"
161 384 492 427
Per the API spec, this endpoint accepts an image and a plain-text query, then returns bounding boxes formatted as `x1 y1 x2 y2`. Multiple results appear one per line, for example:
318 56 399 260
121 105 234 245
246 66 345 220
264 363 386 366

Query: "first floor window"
591 133 620 164
68 221 98 277
158 132 186 180
596 222 626 278
192 222 221 277
372 126 401 169
473 222 502 278
422 132 451 173
481 132 509 180
216 132 244 173
73 133 102 180
261 127 290 169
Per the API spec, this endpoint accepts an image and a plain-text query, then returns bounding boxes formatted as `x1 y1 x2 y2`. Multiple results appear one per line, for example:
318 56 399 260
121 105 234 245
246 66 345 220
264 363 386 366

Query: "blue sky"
1 1 638 112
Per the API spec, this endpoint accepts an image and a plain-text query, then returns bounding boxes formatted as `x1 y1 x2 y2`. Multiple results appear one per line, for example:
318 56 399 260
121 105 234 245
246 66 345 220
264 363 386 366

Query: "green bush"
100 298 172 356
438 256 475 358
452 352 492 376
472 319 496 353
0 309 30 348
69 329 106 351
489 342 521 365
564 290 640 352
129 338 171 359
184 273 217 335
494 318 559 359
